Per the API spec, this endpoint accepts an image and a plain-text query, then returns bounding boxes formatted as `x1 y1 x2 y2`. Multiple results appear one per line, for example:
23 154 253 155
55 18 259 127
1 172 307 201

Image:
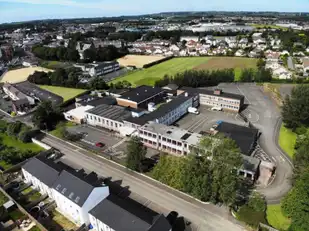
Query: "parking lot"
177 105 246 133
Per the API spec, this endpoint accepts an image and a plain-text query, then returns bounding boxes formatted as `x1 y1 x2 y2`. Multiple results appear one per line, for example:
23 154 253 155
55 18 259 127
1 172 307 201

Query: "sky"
0 0 309 24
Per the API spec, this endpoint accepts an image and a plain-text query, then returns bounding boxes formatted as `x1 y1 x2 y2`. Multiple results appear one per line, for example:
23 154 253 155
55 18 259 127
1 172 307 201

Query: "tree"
126 136 147 172
238 68 254 82
32 101 62 130
282 168 309 231
257 58 266 69
6 121 23 137
89 77 109 90
282 85 309 129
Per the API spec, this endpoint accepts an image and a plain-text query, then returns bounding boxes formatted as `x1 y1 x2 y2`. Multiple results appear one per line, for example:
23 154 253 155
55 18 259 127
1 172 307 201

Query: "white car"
211 106 223 111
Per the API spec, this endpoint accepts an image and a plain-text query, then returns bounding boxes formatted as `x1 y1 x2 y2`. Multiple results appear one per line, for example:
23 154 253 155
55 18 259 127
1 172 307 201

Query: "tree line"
0 120 40 168
32 45 80 62
280 85 309 230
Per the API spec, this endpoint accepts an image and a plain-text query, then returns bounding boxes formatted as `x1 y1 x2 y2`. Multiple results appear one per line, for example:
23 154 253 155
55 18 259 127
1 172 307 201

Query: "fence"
258 223 279 231
0 187 48 231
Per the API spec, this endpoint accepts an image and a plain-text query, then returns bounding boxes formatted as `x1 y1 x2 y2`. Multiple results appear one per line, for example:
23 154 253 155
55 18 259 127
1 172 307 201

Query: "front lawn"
278 125 296 158
267 204 291 231
38 85 86 102
0 134 43 152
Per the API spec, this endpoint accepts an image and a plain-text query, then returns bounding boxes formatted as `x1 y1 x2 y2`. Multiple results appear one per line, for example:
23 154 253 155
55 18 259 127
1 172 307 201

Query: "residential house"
235 49 246 57
303 58 309 75
169 44 180 52
89 195 171 231
52 170 109 225
76 42 92 60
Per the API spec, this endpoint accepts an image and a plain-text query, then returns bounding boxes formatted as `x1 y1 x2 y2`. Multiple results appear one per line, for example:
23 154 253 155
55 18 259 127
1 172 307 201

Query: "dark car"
95 142 105 148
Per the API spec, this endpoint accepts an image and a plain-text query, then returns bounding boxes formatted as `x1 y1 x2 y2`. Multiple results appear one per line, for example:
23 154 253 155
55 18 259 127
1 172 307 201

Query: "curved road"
224 83 293 203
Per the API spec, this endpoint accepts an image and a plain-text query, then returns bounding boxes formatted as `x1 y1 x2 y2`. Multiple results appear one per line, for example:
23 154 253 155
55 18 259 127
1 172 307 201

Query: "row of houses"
22 152 171 231
2 81 63 115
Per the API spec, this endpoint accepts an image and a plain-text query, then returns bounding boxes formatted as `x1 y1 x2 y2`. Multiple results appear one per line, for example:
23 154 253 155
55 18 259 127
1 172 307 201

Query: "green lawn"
9 209 25 220
40 60 72 70
0 134 43 152
0 160 13 170
267 204 291 231
250 24 288 30
38 85 86 102
278 125 297 158
111 57 211 86
111 57 257 86
0 191 8 206
50 121 76 138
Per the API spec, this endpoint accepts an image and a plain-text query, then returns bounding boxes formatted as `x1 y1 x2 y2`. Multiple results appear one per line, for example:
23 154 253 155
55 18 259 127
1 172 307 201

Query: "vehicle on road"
188 107 199 114
95 142 105 148
211 106 223 111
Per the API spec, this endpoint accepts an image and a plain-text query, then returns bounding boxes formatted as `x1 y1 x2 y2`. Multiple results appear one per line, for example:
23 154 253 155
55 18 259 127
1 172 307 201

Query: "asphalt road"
41 134 246 231
217 83 293 203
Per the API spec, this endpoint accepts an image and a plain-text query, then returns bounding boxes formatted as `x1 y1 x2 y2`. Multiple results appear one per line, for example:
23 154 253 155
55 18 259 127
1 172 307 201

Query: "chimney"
214 89 222 95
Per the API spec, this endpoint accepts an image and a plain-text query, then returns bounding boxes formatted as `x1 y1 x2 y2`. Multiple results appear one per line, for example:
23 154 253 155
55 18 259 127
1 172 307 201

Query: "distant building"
178 88 244 112
74 61 120 77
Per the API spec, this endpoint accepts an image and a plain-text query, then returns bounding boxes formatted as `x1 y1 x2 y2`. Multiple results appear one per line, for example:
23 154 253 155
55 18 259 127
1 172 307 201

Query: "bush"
237 205 267 228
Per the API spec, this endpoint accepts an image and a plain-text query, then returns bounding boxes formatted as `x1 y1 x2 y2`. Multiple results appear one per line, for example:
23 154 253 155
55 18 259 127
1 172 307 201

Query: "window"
152 134 156 138
98 117 101 122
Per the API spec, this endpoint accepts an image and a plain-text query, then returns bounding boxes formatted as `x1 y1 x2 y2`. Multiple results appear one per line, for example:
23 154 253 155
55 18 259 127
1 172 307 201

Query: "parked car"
95 142 105 148
211 106 223 111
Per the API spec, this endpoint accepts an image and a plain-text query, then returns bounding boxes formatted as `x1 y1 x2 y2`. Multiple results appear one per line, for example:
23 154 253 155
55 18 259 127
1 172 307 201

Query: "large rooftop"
215 122 259 155
142 122 202 146
118 85 164 104
86 104 132 122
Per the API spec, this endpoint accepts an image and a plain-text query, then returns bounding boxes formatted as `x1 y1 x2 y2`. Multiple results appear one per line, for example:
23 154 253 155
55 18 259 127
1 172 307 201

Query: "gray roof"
86 104 131 122
52 170 96 207
14 81 63 105
118 85 164 104
148 214 172 231
242 155 261 173
22 156 61 187
90 195 151 231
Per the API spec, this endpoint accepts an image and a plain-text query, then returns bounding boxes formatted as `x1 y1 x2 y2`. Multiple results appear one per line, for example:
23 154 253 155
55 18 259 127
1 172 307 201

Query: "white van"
211 106 223 111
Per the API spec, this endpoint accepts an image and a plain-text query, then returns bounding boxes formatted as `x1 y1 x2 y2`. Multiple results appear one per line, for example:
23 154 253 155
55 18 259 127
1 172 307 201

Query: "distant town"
0 11 308 231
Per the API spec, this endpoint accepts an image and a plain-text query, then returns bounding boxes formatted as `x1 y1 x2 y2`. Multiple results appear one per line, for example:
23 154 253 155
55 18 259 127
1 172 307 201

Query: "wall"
81 186 109 225
32 138 51 150
52 189 84 225
116 98 137 109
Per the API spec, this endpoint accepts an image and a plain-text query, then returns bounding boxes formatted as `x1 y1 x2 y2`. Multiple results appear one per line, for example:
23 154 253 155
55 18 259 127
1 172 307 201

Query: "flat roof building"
178 87 244 112
117 85 166 109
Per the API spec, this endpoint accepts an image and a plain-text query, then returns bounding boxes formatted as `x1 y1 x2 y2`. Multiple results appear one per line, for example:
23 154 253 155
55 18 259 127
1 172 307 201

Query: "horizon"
0 0 309 24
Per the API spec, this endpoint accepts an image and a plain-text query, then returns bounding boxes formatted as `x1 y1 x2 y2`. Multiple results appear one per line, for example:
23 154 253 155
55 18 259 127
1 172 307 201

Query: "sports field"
111 57 257 86
117 55 166 68
38 85 86 102
1 67 53 84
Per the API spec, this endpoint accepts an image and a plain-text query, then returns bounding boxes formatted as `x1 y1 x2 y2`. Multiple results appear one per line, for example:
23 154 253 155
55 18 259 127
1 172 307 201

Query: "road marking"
236 85 251 104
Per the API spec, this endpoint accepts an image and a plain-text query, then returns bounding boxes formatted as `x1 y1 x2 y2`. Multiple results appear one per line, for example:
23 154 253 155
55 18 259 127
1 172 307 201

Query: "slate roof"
52 170 96 207
118 85 164 103
14 81 63 105
90 195 171 231
79 96 117 107
216 122 259 155
22 156 61 187
90 195 151 231
181 87 244 101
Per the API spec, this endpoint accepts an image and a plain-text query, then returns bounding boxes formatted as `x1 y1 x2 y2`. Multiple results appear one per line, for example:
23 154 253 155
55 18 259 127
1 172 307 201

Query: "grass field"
1 67 53 84
38 85 86 102
267 204 291 231
0 133 43 152
278 124 297 158
250 24 288 30
112 57 257 86
40 60 72 70
117 55 166 68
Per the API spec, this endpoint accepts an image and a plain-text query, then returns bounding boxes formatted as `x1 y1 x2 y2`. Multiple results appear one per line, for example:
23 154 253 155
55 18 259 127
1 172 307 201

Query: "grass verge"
267 204 291 231
278 124 296 158
38 85 86 102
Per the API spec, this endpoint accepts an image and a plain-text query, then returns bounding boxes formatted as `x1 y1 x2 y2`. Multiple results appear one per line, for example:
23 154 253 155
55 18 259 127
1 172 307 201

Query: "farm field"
250 24 288 30
117 55 167 68
1 67 53 84
112 57 257 86
38 85 86 102
267 204 291 231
